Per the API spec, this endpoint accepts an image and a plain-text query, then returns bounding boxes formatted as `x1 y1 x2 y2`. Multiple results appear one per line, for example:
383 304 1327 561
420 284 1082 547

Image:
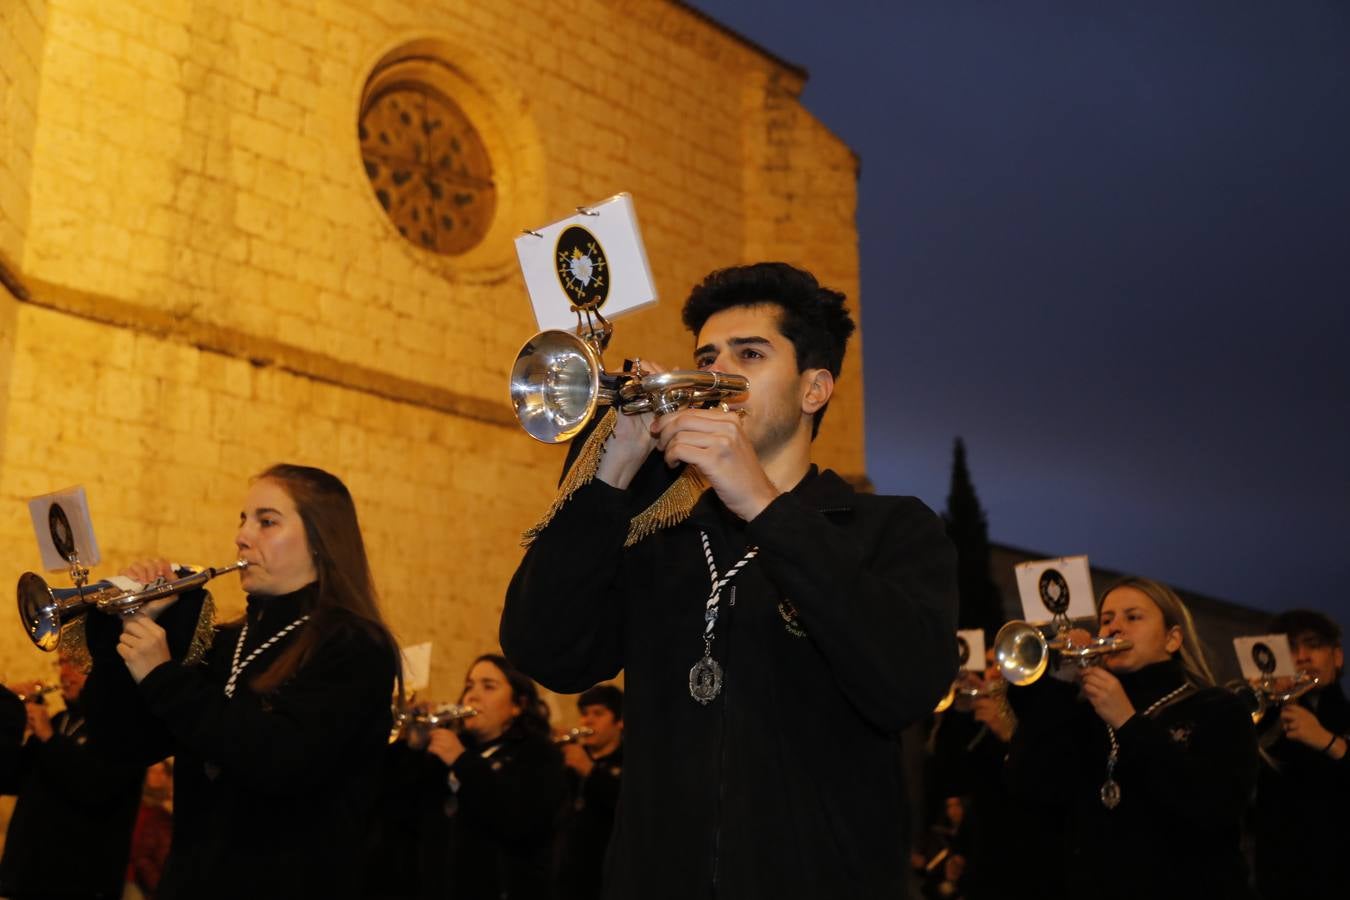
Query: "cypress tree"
944 438 1004 640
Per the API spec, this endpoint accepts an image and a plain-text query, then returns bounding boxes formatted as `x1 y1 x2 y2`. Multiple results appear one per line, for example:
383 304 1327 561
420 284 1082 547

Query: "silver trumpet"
554 726 595 745
15 682 62 703
1228 671 1321 725
389 702 479 743
993 620 1133 687
510 329 749 444
934 680 1007 714
17 560 248 653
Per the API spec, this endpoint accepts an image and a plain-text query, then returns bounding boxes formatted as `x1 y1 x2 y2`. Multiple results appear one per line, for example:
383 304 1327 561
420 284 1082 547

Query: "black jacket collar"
687 465 856 530
245 581 318 629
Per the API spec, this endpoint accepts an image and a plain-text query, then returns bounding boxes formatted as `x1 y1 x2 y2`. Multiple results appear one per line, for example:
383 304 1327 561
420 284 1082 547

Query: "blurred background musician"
923 649 1017 900
423 653 567 900
80 464 400 900
0 654 144 900
557 683 625 900
1250 609 1348 900
1004 577 1258 900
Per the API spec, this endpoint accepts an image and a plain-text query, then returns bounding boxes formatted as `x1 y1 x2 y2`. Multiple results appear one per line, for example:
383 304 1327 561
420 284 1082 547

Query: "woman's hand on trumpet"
1079 666 1136 729
118 612 172 684
116 557 179 683
426 728 466 767
119 558 180 620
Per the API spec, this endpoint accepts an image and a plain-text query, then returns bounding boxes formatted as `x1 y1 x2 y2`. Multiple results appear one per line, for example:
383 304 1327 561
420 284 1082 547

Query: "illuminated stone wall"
0 0 863 706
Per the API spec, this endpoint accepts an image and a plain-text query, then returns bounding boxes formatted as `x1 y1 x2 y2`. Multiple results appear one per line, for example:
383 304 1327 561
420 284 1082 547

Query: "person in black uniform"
81 463 400 900
557 684 624 900
1005 576 1258 900
1251 609 1349 900
502 263 958 899
422 653 567 900
0 655 144 900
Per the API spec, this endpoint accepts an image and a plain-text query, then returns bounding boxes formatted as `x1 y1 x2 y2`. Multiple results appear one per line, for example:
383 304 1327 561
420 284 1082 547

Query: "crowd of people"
911 587 1349 900
0 262 1342 899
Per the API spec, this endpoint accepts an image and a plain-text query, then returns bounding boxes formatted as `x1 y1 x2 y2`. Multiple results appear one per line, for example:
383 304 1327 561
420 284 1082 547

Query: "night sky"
685 2 1350 635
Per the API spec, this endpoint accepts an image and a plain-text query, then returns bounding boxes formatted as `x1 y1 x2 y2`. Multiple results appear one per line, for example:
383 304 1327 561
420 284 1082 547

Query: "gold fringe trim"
520 407 710 548
521 408 619 547
58 615 91 673
185 593 217 666
624 467 706 547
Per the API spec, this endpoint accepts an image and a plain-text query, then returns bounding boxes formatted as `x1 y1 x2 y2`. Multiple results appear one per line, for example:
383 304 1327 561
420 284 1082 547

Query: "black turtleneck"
1006 657 1259 900
239 581 318 654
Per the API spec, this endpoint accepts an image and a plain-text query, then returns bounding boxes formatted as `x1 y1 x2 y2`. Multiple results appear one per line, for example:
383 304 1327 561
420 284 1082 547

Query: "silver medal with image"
689 655 723 704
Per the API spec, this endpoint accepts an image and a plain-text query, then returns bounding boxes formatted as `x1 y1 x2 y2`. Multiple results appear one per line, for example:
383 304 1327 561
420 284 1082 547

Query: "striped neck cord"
224 615 311 698
688 531 758 705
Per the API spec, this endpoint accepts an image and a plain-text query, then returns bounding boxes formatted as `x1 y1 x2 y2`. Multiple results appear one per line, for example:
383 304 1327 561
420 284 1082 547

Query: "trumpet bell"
18 573 62 653
994 621 1050 687
510 330 604 444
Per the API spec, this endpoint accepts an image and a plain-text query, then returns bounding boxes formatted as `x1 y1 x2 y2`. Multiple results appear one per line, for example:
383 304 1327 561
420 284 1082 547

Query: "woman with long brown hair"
83 464 400 900
1002 576 1259 900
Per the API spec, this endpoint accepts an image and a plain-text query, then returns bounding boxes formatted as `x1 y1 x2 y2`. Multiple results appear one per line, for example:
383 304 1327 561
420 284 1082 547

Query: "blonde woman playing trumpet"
1004 577 1258 900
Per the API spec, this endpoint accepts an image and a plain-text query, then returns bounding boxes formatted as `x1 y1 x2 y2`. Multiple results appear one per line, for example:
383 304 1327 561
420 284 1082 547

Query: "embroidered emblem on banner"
555 225 609 309
1038 568 1071 616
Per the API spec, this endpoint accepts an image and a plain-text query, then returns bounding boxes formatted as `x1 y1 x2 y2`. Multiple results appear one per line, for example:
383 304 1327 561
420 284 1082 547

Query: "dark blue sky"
686 2 1350 633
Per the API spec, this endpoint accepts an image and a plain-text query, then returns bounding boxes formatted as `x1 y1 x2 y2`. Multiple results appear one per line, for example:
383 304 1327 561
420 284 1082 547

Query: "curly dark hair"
460 653 552 741
682 262 856 438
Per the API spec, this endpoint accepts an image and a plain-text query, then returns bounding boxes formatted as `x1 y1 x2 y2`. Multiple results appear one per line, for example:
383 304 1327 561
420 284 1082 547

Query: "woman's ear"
1165 625 1183 655
801 368 835 415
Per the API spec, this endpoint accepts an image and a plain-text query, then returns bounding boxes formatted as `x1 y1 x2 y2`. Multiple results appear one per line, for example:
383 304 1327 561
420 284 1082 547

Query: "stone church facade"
0 0 864 699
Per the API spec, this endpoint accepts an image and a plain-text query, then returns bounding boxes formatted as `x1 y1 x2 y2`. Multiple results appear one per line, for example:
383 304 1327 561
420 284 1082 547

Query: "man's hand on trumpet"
652 407 780 522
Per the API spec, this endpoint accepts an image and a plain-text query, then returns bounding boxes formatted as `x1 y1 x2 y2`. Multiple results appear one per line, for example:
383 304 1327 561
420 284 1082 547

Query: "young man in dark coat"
0 657 144 900
1252 609 1350 900
502 262 959 899
557 684 625 900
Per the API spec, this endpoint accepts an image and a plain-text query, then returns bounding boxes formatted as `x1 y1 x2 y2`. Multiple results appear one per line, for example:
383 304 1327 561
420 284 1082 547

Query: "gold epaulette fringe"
55 592 217 672
521 408 619 547
624 467 706 546
185 594 217 665
521 408 710 548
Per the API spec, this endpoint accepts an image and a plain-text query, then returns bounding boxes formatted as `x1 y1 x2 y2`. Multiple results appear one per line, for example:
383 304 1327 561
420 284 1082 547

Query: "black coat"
0 692 143 900
1005 660 1258 900
83 584 396 900
440 728 568 900
502 466 959 899
558 744 624 900
1252 680 1350 900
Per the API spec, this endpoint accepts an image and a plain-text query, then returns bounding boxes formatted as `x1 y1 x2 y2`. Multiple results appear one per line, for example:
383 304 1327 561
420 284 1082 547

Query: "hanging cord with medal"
224 614 311 698
1100 681 1193 809
689 531 758 705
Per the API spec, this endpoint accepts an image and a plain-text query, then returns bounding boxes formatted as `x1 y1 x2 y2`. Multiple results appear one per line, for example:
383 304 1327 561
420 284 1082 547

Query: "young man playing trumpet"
1252 609 1349 900
503 262 958 900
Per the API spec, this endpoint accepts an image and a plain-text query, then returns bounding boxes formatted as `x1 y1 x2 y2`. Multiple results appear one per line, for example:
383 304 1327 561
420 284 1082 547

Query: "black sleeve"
745 494 960 733
134 622 394 797
81 590 212 766
451 738 568 842
0 687 26 793
501 480 632 692
1113 689 1258 827
1003 677 1083 807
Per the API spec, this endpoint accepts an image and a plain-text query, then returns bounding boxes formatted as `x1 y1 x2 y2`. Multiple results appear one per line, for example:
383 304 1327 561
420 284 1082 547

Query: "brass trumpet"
17 561 248 653
993 620 1133 687
510 329 749 444
555 726 595 745
389 702 479 743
